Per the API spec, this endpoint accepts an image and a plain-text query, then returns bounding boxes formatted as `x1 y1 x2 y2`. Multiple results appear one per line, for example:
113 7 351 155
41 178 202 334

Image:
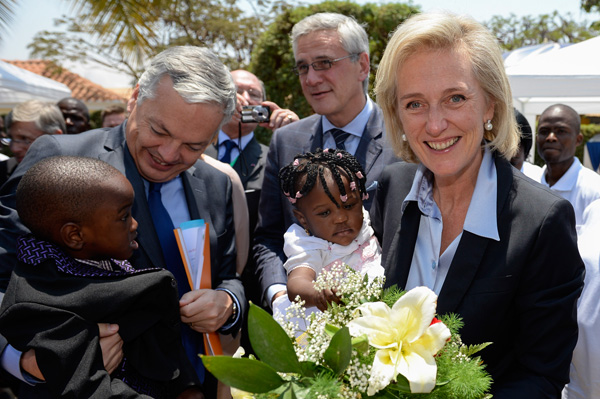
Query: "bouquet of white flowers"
203 264 492 399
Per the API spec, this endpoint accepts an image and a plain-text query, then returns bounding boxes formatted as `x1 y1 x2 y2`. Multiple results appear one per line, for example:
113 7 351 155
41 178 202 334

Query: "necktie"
329 128 351 151
147 182 205 381
220 140 238 164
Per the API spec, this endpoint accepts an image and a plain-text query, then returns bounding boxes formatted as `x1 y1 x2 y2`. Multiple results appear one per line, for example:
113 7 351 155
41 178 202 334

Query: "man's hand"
260 101 299 130
20 323 123 380
180 289 233 333
98 323 124 374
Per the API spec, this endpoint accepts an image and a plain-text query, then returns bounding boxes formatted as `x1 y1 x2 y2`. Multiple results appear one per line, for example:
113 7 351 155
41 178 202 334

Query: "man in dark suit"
253 12 398 309
0 46 245 398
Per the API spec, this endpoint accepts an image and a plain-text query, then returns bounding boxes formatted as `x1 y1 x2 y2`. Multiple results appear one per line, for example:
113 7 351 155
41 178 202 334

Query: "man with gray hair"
253 13 397 310
0 46 244 398
0 100 66 185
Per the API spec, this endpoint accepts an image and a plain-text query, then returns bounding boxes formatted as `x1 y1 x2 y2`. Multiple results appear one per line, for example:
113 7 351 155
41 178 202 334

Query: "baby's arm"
287 267 339 311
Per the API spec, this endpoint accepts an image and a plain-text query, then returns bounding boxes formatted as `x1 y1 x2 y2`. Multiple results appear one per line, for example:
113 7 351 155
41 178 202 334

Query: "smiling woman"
370 12 585 398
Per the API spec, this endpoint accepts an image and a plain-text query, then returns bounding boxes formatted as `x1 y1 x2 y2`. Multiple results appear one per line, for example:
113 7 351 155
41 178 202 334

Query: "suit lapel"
436 153 513 315
355 104 384 176
386 201 421 289
234 137 261 187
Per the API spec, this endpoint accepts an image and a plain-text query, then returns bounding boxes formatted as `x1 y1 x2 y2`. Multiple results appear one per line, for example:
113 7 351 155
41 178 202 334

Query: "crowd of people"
0 9 597 399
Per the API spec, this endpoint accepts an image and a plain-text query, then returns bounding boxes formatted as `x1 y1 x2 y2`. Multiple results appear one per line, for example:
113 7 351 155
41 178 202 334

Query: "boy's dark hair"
514 108 533 157
17 156 124 241
278 148 367 208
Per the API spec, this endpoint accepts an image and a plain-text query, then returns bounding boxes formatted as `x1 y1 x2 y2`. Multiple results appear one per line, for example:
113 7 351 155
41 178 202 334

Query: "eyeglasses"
1 137 34 147
292 54 359 76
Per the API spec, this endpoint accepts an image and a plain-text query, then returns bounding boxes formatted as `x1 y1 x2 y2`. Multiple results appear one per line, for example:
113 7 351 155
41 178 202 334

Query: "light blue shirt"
402 146 500 294
144 177 241 330
321 97 373 155
217 131 255 166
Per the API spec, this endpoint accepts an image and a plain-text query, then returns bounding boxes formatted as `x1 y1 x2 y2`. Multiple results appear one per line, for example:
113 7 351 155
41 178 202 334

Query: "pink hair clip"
340 194 348 202
350 181 357 191
337 153 343 159
295 191 303 199
288 197 297 204
362 193 369 200
323 148 330 153
293 159 299 166
356 171 363 179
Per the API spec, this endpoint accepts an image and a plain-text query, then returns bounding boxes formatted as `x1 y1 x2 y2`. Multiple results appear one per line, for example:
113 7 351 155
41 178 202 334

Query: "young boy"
0 156 203 399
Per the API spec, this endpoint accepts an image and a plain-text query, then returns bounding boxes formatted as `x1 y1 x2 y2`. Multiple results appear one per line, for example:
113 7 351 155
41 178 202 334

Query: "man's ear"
60 222 85 251
576 132 584 147
127 84 140 113
292 208 310 232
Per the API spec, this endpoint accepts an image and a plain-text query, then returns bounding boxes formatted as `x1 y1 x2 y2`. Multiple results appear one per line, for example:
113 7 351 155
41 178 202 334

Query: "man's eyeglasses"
292 54 359 76
1 137 34 147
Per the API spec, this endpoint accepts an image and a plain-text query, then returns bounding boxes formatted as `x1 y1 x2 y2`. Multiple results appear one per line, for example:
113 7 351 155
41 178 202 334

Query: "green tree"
484 11 600 51
27 0 275 82
248 1 419 144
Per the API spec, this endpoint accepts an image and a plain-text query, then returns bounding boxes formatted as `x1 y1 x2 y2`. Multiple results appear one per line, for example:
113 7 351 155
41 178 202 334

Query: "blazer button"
171 278 177 288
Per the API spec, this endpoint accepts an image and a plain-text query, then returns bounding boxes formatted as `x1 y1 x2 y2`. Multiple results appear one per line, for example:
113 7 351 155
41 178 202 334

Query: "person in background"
510 108 543 181
536 103 600 227
0 100 66 185
57 97 90 134
253 12 397 310
372 12 583 397
101 104 128 128
0 46 245 398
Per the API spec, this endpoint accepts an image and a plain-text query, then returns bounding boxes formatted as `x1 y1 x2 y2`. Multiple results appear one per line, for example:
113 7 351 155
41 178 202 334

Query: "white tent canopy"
506 36 600 131
0 60 71 112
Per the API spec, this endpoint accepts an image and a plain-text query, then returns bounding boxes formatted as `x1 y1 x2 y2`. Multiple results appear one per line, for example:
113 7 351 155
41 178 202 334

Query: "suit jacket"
369 155 585 398
0 251 198 399
205 135 269 235
0 124 246 392
253 103 398 304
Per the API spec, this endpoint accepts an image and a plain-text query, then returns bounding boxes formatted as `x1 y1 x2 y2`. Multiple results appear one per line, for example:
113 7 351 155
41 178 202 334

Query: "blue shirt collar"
218 130 255 151
321 97 373 138
402 146 499 241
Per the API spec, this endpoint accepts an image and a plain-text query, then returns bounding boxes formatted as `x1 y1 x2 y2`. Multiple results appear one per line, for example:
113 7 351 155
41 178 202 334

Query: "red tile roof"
3 60 128 104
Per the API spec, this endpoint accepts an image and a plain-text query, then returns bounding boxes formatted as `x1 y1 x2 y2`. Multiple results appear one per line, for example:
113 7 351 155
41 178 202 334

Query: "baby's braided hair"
279 148 368 207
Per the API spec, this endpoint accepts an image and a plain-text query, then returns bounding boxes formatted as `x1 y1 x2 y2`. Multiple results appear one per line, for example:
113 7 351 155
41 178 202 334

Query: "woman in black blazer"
371 12 584 398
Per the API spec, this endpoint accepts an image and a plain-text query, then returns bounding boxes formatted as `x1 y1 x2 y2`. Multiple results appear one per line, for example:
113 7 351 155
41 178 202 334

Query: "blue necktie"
147 182 205 381
329 128 351 151
220 140 238 164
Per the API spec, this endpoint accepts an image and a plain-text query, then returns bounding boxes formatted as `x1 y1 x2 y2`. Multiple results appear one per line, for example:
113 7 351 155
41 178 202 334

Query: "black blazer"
370 155 584 398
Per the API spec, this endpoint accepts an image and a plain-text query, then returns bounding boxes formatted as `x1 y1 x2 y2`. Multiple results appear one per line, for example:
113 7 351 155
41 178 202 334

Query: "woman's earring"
484 120 493 131
402 134 407 142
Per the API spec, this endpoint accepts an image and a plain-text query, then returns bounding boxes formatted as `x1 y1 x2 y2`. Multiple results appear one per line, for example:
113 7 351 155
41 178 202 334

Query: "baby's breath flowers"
203 264 492 399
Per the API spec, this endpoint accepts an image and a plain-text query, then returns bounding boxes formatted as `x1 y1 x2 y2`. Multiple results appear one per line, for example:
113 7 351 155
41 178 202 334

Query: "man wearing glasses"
253 12 397 310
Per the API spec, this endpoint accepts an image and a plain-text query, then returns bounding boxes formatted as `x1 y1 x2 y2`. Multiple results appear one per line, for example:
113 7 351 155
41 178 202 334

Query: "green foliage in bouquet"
203 265 492 399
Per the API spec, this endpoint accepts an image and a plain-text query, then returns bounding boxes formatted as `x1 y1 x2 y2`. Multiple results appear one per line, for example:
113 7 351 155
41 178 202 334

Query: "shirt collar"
217 130 255 151
402 146 499 241
321 97 373 138
540 157 582 191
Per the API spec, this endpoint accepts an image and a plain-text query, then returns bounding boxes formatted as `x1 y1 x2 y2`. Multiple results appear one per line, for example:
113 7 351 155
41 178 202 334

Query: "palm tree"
0 0 17 43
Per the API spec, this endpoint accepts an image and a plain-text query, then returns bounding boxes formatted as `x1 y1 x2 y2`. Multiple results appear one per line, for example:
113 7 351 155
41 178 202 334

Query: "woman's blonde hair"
375 12 519 162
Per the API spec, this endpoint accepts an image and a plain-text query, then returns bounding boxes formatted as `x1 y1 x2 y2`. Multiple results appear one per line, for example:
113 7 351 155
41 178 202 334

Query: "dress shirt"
563 199 600 399
321 97 373 155
143 176 240 329
540 157 600 227
402 146 500 294
217 131 255 165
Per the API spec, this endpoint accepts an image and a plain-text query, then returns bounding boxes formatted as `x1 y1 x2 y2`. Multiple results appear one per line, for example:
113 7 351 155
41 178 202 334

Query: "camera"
241 105 271 123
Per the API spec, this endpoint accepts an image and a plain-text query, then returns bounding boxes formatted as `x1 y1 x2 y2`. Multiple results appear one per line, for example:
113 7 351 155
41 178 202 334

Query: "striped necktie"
328 128 351 150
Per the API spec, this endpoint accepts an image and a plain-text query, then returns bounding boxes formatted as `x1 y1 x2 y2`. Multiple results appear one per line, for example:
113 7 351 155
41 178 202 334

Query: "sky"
0 0 593 88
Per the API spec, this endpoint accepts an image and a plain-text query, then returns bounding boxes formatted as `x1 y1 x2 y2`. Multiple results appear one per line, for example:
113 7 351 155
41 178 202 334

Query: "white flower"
230 347 255 399
347 286 451 395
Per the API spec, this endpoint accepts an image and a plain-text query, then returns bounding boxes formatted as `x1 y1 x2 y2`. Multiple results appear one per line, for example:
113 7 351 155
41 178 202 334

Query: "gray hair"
6 100 67 135
291 13 370 94
137 46 237 128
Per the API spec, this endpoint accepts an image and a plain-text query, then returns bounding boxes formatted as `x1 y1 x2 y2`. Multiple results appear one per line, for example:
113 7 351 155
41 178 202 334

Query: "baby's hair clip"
293 159 300 166
340 194 348 202
356 171 364 179
350 181 357 191
337 152 343 158
323 148 330 153
295 191 303 199
362 193 369 200
288 197 297 204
